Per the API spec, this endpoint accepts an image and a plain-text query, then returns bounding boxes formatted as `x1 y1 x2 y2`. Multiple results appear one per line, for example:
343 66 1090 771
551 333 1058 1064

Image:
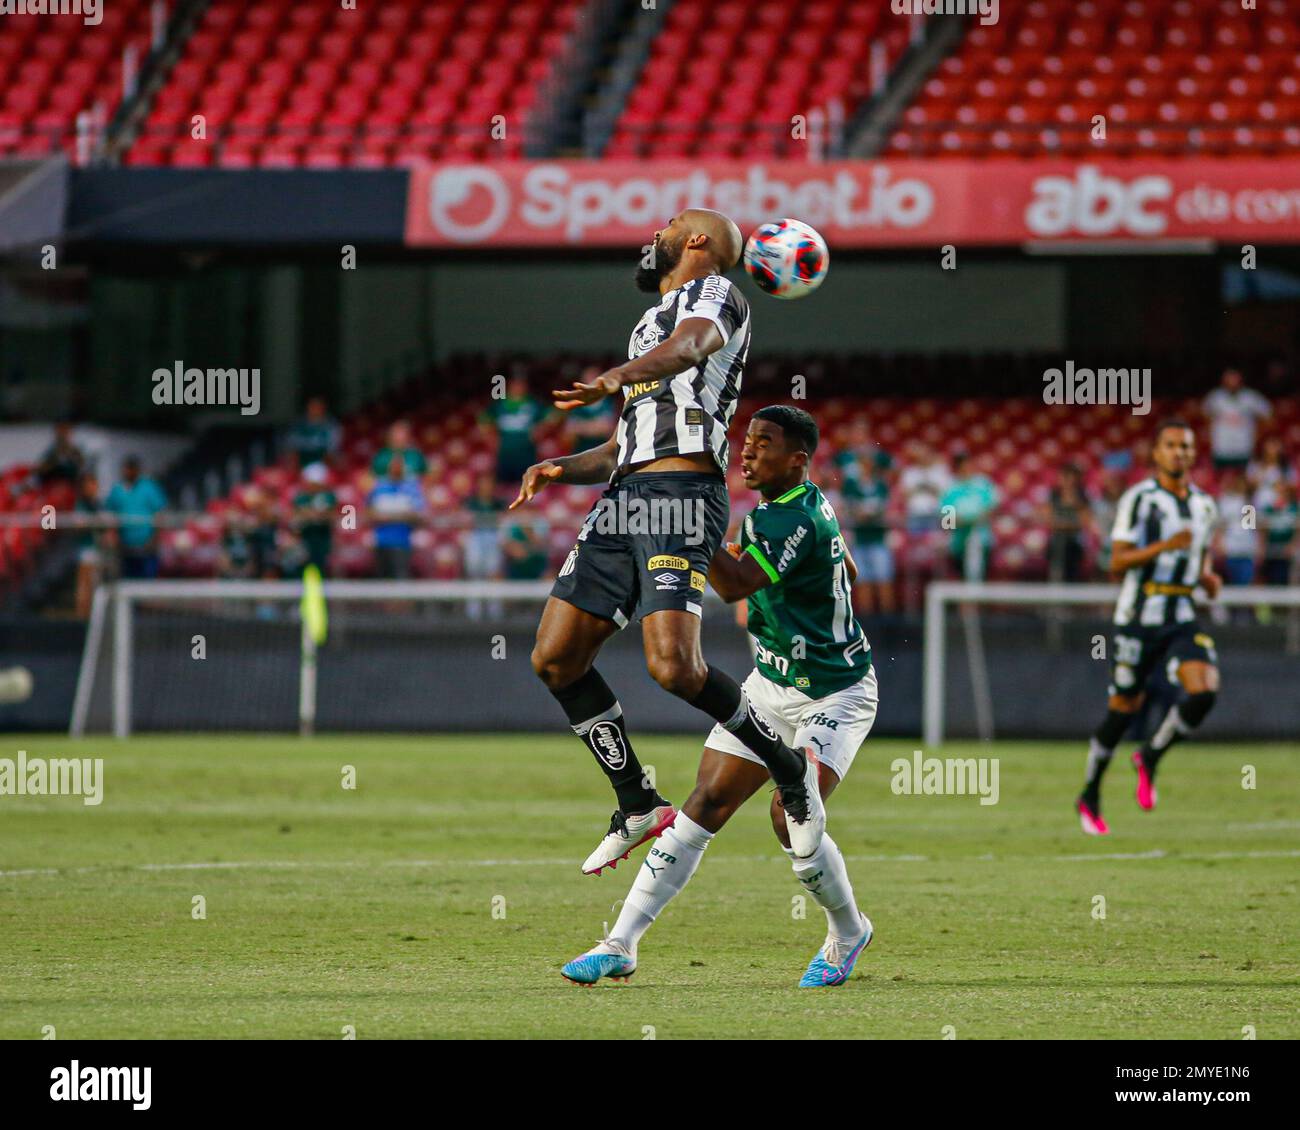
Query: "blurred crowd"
11 363 1297 621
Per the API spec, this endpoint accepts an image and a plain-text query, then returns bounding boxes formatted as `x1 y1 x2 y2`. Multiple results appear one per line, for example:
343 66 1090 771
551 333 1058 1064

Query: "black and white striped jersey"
613 274 751 477
1110 477 1218 627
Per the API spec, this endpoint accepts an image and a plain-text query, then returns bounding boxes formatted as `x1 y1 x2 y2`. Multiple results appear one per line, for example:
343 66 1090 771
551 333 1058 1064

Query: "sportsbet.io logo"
588 721 627 771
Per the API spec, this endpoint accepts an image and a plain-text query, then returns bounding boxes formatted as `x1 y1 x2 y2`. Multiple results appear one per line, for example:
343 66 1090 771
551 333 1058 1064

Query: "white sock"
1149 704 1191 753
610 813 713 950
787 833 862 941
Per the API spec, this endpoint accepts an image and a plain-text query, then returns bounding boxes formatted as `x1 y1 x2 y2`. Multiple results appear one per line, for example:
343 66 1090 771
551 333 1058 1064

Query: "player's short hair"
754 405 819 455
1155 417 1193 441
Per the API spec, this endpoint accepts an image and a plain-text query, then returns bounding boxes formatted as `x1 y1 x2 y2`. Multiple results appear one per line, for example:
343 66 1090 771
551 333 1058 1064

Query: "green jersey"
740 480 871 698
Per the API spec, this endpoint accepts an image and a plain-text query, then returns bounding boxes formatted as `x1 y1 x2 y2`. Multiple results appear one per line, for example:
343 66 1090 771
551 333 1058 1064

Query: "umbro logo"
653 573 678 585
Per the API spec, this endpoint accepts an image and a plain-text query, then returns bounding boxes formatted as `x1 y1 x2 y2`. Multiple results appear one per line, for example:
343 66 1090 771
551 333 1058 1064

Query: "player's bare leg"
1132 660 1219 810
531 596 675 873
640 608 823 853
1077 691 1143 834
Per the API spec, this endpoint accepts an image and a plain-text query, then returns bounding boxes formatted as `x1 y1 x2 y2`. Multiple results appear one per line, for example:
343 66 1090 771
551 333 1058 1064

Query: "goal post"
72 579 553 739
923 581 1300 748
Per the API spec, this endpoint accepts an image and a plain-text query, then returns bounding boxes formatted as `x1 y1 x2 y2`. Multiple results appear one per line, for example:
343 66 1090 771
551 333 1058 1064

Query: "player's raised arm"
552 318 725 409
509 434 619 509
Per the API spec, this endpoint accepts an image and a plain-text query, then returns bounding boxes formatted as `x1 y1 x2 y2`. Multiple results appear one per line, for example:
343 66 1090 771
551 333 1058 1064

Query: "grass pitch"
1 734 1296 1040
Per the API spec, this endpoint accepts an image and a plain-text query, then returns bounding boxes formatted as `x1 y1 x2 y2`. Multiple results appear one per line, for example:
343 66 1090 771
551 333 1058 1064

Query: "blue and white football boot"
798 912 873 987
561 937 637 985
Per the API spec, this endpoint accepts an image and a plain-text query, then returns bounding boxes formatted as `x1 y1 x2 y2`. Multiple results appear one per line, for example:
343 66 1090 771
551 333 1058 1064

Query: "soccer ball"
742 219 830 299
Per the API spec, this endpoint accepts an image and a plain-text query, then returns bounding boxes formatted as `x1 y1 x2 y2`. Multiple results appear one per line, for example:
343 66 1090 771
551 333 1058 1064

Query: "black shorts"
1108 620 1218 696
550 471 729 626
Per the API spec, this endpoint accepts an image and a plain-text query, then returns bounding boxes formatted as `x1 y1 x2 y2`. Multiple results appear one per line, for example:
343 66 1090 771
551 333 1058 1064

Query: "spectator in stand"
218 512 257 580
36 422 87 487
503 514 550 580
463 471 506 619
286 396 341 470
1042 462 1094 583
1091 469 1127 576
367 453 427 579
940 451 999 581
564 365 617 455
1247 436 1296 507
900 441 952 533
370 419 428 480
246 491 282 578
1204 367 1271 473
482 373 548 485
74 471 106 618
1217 468 1259 588
834 418 892 490
291 463 337 575
1260 480 1298 587
840 450 895 615
104 456 166 579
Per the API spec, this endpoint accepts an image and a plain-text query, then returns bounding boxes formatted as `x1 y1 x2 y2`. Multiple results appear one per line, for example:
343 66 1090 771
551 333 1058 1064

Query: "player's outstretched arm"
708 542 772 604
552 318 724 409
509 436 618 509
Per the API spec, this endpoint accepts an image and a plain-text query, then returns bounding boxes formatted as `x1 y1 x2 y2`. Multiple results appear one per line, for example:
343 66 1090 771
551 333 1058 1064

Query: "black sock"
550 668 657 813
1143 691 1216 770
689 665 804 786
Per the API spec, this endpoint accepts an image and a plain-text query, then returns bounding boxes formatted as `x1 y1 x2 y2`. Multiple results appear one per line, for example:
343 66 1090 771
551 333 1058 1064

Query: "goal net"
923 582 1300 746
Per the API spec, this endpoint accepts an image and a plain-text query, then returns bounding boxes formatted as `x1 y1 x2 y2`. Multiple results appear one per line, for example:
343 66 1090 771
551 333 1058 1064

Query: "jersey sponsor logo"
777 525 808 573
744 515 755 541
754 638 789 675
625 378 663 397
697 275 728 305
1194 633 1215 649
588 721 627 771
748 703 778 742
805 713 840 730
648 554 689 571
689 570 706 592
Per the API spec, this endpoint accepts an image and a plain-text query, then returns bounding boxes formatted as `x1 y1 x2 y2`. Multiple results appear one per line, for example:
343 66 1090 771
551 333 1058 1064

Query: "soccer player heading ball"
1076 420 1222 835
562 407 878 987
512 210 825 873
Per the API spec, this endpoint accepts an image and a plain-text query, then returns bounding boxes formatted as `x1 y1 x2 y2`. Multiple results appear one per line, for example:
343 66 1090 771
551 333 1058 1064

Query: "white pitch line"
3 848 1297 880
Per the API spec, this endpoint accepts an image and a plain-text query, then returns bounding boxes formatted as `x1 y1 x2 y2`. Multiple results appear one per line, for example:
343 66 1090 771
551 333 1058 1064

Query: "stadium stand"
127 0 583 167
891 0 1300 157
604 0 911 159
128 366 1300 586
0 2 155 159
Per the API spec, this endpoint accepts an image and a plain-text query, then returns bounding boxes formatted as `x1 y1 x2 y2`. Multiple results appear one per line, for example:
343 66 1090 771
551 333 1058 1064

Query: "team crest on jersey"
631 319 664 355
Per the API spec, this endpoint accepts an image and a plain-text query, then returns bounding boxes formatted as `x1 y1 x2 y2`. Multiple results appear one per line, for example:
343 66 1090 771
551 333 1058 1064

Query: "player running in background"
1077 420 1221 835
562 406 877 987
512 212 824 875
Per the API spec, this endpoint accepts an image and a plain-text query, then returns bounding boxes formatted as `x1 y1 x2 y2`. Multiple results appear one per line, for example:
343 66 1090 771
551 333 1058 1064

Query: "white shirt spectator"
1203 386 1271 461
901 462 953 517
1218 490 1259 560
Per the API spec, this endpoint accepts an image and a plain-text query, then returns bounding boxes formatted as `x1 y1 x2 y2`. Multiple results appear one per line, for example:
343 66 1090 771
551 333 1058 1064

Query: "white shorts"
705 666 878 782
